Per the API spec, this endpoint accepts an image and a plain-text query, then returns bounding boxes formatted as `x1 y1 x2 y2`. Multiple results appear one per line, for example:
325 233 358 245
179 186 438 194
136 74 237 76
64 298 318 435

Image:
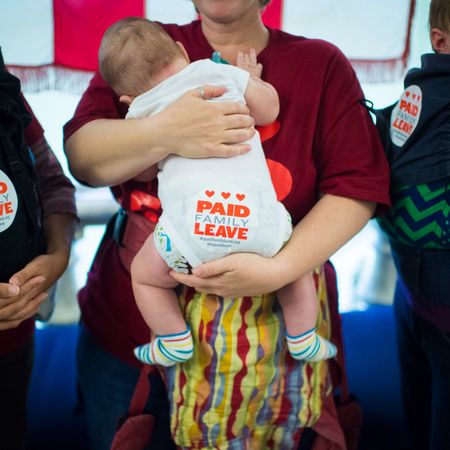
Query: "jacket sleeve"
29 135 78 219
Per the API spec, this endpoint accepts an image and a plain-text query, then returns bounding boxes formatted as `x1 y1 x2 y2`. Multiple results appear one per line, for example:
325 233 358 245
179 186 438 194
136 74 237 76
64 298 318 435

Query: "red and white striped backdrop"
0 0 415 92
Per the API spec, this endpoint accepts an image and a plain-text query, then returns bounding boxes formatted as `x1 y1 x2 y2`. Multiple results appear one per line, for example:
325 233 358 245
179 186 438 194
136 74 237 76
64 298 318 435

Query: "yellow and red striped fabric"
163 267 334 449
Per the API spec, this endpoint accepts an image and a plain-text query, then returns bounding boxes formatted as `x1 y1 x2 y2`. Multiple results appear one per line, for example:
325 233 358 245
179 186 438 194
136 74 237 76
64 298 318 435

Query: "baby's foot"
286 327 337 362
134 327 193 367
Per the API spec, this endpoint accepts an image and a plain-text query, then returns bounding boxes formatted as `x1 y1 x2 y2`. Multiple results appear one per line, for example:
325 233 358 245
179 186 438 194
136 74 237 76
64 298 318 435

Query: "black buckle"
10 160 21 176
113 208 128 246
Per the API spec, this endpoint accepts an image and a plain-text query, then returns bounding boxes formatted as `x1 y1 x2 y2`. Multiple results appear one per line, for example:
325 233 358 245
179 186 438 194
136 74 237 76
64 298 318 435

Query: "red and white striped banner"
0 0 415 92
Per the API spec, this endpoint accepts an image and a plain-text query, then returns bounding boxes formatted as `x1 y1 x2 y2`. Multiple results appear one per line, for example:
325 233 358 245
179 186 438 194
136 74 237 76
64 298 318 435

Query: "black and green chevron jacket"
378 53 450 249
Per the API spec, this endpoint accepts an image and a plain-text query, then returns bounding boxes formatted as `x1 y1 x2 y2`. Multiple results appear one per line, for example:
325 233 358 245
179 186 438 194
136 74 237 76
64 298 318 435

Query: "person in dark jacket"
0 50 77 450
378 1 450 449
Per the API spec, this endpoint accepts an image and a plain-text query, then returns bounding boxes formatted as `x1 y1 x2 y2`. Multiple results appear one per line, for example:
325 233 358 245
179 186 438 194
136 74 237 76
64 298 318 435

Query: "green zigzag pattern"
378 182 450 249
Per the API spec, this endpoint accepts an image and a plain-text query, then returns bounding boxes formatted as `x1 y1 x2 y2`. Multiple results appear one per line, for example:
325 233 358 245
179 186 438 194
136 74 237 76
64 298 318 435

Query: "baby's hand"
237 49 263 78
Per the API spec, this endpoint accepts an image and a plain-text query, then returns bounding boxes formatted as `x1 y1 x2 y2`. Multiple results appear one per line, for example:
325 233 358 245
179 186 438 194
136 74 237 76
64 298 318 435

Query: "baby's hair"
99 17 184 96
429 0 450 33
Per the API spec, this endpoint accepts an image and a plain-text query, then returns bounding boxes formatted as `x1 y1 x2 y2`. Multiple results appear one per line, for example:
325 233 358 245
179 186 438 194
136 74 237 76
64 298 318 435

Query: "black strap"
112 207 128 246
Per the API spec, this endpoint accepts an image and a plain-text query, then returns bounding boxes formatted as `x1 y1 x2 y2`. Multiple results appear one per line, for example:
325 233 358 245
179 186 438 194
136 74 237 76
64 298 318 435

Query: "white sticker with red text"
390 85 423 147
0 169 18 232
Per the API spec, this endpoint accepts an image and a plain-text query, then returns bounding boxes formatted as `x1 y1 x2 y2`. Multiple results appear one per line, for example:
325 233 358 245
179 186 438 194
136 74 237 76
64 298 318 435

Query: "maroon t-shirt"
64 22 390 366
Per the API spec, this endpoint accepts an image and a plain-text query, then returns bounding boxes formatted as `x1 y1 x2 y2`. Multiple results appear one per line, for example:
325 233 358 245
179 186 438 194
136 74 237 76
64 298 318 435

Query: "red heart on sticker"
236 193 245 201
405 91 410 97
221 192 231 199
205 190 215 197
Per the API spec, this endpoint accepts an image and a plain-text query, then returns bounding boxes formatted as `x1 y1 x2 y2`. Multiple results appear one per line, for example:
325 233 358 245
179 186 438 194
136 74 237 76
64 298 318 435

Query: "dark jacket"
381 53 450 186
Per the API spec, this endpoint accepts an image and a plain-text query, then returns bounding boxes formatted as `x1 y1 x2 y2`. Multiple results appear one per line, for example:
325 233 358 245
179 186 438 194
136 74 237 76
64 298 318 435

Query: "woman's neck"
201 13 269 65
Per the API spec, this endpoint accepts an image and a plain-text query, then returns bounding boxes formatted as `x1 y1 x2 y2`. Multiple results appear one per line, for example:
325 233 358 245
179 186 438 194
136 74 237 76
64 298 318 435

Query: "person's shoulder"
269 29 348 66
271 29 341 53
406 52 450 88
305 38 345 59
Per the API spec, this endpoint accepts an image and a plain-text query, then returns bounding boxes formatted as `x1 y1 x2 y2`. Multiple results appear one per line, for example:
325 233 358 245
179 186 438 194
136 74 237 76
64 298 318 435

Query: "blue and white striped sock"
134 326 194 367
286 327 337 362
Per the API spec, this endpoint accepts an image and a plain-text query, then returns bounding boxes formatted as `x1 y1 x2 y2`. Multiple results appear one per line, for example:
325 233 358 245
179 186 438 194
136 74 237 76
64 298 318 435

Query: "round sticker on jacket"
390 84 423 147
0 169 18 232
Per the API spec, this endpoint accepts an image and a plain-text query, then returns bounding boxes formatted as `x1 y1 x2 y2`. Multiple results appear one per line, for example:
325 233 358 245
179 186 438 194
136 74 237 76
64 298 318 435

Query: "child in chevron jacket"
377 1 450 448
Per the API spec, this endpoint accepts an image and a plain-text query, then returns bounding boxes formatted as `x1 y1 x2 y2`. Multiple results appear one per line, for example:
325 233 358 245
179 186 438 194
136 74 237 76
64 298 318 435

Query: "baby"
98 17 337 367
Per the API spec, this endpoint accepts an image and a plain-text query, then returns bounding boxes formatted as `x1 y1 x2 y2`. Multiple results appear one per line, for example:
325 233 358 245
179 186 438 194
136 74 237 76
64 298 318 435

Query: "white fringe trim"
8 58 407 94
7 65 94 94
350 58 407 84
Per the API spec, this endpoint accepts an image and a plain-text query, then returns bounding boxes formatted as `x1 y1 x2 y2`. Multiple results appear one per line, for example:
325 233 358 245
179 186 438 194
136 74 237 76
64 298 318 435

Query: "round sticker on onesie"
390 85 423 147
0 169 18 232
187 184 256 254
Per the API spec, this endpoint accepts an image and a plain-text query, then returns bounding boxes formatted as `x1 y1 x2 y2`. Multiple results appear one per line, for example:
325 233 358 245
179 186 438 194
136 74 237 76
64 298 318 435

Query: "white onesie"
126 59 291 268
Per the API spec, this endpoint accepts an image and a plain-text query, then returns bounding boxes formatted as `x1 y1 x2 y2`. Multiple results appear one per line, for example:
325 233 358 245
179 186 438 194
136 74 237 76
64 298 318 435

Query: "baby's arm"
237 49 279 126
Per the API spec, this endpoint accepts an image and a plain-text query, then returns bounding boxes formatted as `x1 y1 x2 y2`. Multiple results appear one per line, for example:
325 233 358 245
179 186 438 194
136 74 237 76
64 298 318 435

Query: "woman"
0 59 77 449
64 1 390 448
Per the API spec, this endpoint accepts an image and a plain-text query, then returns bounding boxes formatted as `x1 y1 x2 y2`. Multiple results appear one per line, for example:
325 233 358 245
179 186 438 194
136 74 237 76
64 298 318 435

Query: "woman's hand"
171 196 376 299
0 249 70 330
158 84 256 159
0 212 75 330
66 85 256 187
0 276 46 330
170 253 284 298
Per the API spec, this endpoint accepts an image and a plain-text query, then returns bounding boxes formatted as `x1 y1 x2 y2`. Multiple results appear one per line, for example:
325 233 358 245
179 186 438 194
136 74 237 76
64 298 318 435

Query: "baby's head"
429 0 450 54
99 17 188 99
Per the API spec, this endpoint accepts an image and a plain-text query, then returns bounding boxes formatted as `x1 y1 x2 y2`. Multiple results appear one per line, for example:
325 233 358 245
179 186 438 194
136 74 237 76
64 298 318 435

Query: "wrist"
46 244 70 259
143 111 173 160
272 247 303 289
46 248 71 283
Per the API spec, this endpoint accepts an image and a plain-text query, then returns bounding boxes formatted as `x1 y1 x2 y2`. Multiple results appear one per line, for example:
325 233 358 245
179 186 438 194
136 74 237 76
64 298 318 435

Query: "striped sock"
286 327 337 362
133 326 194 367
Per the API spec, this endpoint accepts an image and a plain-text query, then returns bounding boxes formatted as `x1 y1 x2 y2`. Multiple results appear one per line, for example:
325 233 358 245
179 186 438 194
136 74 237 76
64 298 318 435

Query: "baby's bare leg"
131 232 185 335
278 272 337 362
131 232 193 366
278 272 318 336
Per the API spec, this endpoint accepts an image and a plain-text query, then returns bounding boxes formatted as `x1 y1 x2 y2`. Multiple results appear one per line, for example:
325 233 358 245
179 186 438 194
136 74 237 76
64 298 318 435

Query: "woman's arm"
32 135 77 215
65 85 255 187
170 194 375 297
9 212 76 298
0 131 77 330
0 212 76 330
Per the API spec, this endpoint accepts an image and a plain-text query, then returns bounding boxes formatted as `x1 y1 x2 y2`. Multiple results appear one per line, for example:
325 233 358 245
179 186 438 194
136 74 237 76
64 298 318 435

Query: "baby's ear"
119 95 134 106
176 41 190 62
